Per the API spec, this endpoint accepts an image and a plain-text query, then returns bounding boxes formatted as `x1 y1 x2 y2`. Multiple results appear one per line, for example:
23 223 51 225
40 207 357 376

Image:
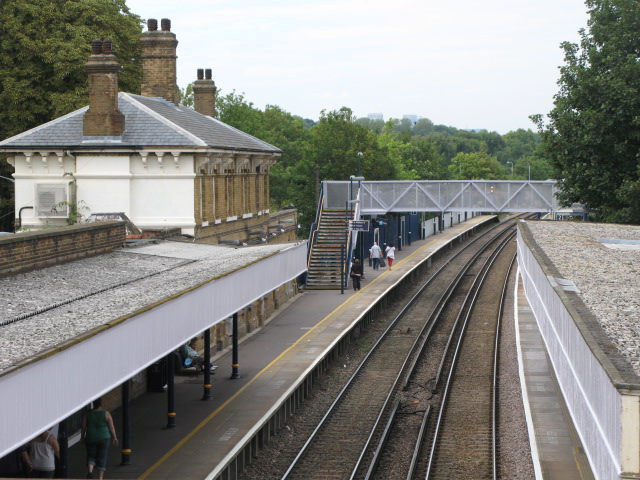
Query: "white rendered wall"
10 151 199 233
130 174 196 232
74 154 132 217
517 227 623 480
11 153 77 229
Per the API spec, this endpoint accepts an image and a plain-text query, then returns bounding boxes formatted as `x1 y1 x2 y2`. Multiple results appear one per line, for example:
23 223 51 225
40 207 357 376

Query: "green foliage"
533 0 640 223
0 0 142 230
179 83 194 108
52 199 90 224
401 137 447 180
448 152 505 180
0 0 143 140
215 92 553 231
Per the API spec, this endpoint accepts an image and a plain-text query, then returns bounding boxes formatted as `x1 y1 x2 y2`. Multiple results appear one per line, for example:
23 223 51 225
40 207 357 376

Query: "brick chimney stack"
83 39 125 137
193 68 217 117
141 18 179 104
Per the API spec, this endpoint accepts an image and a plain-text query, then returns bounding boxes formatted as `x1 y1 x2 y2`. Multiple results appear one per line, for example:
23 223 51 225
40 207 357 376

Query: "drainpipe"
18 206 33 232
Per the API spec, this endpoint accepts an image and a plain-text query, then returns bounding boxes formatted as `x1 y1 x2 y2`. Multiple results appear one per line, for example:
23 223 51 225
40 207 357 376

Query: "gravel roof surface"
0 241 300 372
524 221 640 375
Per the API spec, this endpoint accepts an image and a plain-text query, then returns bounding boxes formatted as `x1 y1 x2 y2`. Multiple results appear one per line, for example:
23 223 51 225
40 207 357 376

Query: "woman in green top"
82 397 118 479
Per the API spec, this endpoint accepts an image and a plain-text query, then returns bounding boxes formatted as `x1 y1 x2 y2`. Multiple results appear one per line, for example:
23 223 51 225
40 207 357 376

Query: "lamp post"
344 199 360 294
357 152 363 178
349 175 365 202
349 176 365 265
528 163 531 181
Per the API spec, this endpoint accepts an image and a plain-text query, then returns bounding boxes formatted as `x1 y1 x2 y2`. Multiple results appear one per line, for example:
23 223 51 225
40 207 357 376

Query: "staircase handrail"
342 188 362 290
306 183 325 272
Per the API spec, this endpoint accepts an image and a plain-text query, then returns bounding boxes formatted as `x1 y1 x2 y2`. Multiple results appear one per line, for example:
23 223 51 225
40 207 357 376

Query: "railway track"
280 215 523 480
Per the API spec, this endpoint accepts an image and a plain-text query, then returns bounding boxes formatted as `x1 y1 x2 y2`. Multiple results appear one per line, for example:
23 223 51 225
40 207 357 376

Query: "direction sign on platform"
348 220 370 231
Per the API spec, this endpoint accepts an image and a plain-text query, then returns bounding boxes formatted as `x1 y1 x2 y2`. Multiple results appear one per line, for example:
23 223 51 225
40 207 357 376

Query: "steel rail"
425 229 516 480
357 221 519 480
492 251 518 480
280 216 522 480
350 220 521 479
430 223 516 394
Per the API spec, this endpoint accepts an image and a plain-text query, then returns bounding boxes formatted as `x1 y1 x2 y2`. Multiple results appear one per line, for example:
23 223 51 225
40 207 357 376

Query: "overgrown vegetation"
533 0 640 224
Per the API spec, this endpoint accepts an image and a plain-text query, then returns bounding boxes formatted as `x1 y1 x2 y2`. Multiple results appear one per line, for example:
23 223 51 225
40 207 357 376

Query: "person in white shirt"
369 242 382 270
29 430 59 478
385 243 395 270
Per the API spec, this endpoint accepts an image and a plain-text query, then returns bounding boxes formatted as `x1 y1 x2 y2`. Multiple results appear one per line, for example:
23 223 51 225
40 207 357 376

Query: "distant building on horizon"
403 114 420 125
367 113 384 121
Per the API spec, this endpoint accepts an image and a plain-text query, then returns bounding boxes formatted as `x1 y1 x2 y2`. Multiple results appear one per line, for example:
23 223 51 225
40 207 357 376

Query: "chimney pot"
193 67 217 118
147 19 157 31
84 41 125 137
141 18 179 103
91 40 103 55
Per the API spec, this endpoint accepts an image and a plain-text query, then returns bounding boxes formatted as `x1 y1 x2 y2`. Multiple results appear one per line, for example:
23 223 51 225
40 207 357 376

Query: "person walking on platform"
350 258 363 290
82 397 118 479
370 242 382 270
385 243 396 271
29 430 59 478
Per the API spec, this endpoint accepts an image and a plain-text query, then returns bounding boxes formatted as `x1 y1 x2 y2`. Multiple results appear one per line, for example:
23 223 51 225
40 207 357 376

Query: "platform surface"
60 216 587 479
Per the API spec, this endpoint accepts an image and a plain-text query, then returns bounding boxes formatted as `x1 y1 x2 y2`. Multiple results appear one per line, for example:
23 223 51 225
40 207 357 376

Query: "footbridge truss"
323 180 559 214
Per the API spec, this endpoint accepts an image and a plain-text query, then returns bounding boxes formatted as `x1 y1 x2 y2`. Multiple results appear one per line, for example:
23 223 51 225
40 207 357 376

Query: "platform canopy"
324 180 559 214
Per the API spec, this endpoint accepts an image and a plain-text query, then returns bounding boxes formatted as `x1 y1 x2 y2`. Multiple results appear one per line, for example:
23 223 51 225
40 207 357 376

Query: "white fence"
517 223 640 480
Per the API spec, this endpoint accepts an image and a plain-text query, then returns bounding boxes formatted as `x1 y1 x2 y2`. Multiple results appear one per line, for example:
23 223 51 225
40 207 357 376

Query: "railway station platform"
62 215 588 479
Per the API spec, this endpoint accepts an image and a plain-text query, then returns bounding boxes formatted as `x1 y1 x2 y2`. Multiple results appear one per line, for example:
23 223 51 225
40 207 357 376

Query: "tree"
401 137 447 180
498 129 540 165
0 0 142 140
217 91 266 138
179 83 194 108
412 118 436 137
0 0 143 231
448 152 505 180
533 0 640 223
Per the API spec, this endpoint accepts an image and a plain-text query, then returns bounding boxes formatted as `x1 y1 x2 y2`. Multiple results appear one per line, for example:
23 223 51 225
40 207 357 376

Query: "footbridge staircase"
305 208 348 289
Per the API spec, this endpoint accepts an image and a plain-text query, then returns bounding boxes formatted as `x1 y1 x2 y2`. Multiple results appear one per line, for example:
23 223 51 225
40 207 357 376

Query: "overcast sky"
125 0 589 134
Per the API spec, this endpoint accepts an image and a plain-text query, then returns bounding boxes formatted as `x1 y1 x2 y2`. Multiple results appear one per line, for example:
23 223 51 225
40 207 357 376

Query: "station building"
0 18 297 245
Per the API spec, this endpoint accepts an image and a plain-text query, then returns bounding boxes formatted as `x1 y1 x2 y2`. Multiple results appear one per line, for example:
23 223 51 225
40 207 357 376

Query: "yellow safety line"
140 279 367 478
140 231 458 478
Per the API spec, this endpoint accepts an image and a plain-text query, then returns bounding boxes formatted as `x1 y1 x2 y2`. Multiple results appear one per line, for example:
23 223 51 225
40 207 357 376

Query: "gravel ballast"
523 220 640 375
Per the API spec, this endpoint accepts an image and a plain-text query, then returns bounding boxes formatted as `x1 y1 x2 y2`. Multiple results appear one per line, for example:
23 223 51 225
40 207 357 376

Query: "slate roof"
0 93 281 154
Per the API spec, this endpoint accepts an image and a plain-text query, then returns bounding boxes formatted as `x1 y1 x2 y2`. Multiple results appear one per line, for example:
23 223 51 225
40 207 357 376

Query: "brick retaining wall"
0 221 125 277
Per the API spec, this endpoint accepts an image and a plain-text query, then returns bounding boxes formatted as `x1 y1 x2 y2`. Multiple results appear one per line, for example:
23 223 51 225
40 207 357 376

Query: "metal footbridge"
306 180 559 290
323 180 559 214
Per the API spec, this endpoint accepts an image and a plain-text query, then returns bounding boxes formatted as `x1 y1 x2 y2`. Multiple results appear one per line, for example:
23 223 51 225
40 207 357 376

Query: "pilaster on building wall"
192 170 292 245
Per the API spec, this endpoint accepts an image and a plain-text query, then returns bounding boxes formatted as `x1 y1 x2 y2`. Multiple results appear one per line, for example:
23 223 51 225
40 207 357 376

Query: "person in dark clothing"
350 258 363 291
0 444 31 478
